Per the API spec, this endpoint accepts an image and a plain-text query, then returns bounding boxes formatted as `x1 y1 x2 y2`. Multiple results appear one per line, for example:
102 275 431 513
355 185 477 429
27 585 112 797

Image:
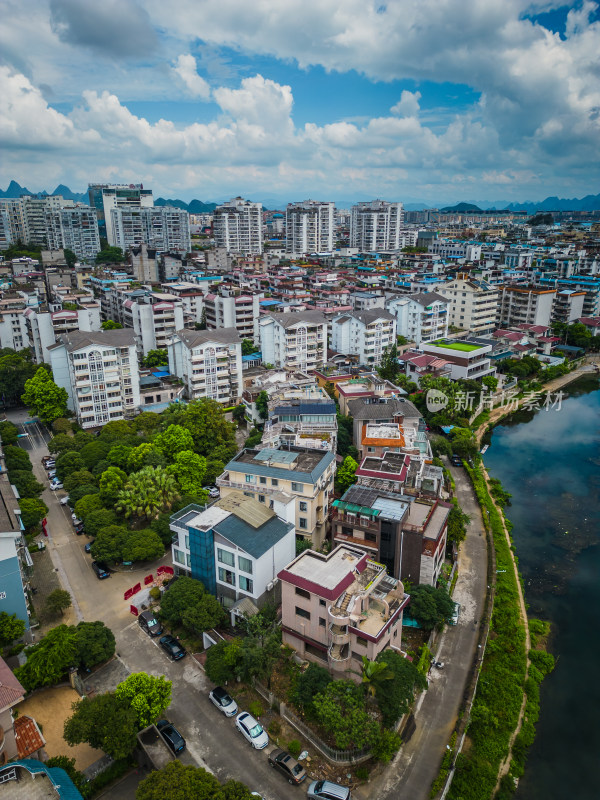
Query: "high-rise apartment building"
45 206 101 261
109 207 190 254
350 200 404 251
285 201 335 254
88 184 153 245
213 197 263 254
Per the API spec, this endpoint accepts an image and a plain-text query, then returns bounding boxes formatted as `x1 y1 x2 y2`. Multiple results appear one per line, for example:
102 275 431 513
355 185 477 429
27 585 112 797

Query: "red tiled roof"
504 332 524 341
0 658 25 711
14 714 45 758
579 317 600 327
514 344 534 352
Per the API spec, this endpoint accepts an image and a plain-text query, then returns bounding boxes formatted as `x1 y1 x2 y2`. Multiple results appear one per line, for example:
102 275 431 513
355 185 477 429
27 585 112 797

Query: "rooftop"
283 545 365 592
228 447 334 482
49 329 136 352
429 340 481 352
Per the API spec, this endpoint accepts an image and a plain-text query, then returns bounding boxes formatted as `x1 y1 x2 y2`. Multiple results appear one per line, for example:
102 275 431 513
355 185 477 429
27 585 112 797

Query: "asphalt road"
359 461 488 800
7 410 294 800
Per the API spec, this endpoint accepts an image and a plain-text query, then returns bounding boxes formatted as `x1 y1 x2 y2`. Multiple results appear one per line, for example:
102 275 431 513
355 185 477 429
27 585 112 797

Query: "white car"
60 495 70 506
235 712 269 749
50 480 63 490
209 687 238 717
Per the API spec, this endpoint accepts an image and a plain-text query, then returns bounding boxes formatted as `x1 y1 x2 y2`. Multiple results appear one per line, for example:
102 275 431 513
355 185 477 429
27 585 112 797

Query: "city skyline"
1 0 599 204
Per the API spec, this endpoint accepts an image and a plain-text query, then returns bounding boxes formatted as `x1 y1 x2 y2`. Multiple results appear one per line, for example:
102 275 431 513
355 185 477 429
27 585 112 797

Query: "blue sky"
1 0 599 206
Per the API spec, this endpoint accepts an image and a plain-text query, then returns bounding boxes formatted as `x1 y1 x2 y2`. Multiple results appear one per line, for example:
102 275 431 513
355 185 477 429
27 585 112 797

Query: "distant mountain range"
1 180 599 214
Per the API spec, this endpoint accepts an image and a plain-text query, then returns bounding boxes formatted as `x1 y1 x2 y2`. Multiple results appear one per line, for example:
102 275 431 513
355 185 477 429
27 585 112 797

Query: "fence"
254 679 372 765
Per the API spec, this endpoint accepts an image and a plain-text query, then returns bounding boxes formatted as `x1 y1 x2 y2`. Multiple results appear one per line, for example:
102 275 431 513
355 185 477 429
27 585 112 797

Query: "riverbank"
474 356 599 447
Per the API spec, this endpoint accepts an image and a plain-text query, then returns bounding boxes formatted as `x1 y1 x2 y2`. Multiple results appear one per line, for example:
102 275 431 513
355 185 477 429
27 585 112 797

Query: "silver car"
235 712 269 749
209 686 238 717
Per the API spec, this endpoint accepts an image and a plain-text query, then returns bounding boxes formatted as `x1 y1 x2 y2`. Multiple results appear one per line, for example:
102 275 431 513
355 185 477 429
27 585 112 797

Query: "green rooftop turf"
431 341 481 352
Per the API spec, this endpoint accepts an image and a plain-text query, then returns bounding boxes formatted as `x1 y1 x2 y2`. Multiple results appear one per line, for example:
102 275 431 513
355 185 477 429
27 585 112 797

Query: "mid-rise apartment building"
440 275 499 335
285 201 335 254
279 545 409 677
0 296 30 350
217 446 336 547
259 311 328 371
498 285 556 328
387 292 449 344
24 304 102 364
419 338 496 381
0 199 28 248
204 292 261 341
169 491 295 610
330 310 396 366
213 198 263 254
168 328 242 405
49 329 141 428
45 206 101 261
101 287 185 356
110 207 190 254
350 200 404 251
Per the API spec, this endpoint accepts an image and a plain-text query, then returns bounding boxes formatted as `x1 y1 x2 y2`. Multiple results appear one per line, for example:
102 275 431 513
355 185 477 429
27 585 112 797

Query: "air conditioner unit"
266 581 274 592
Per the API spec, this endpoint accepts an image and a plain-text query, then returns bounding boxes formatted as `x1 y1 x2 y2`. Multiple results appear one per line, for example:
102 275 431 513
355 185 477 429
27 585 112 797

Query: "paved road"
359 462 488 800
8 411 293 800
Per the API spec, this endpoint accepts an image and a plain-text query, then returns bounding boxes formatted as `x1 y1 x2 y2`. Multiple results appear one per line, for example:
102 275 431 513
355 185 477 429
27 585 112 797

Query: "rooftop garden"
430 341 482 352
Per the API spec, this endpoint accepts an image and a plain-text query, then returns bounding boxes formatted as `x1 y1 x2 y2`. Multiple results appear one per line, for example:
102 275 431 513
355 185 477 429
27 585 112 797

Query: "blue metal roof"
273 402 336 416
214 514 293 559
1 760 84 799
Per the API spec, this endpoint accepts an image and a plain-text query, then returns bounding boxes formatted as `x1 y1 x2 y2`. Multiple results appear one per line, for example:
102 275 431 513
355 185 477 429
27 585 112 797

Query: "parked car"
307 781 352 800
59 495 70 506
74 523 85 536
156 719 186 755
450 602 460 625
50 479 64 490
159 634 186 661
47 470 57 479
42 457 55 468
208 686 238 717
206 486 220 498
72 516 82 527
91 561 110 579
450 455 463 467
138 610 163 637
268 748 307 784
84 541 93 553
235 712 269 749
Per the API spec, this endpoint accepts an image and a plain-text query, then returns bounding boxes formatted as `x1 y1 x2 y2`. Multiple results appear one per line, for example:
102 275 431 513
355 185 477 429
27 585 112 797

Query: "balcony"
329 623 350 646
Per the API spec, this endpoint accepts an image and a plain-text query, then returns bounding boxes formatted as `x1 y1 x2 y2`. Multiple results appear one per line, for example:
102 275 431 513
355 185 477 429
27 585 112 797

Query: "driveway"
358 462 488 800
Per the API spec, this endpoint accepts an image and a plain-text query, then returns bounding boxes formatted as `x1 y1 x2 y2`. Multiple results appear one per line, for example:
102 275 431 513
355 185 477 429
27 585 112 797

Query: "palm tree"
360 656 394 699
116 466 180 521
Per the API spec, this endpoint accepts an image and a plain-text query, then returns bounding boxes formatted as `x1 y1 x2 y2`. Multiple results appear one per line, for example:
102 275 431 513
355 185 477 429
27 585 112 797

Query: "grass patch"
430 341 482 352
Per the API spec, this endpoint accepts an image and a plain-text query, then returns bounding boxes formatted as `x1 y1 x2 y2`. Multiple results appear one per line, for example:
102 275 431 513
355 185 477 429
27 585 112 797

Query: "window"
291 482 304 493
354 637 367 647
217 548 235 567
295 587 311 600
245 474 255 484
299 518 307 530
258 495 265 503
239 576 253 593
259 476 267 485
365 532 377 542
271 478 279 487
238 556 252 574
173 549 185 565
299 501 308 512
319 617 326 627
319 599 326 607
218 568 235 585
295 607 311 620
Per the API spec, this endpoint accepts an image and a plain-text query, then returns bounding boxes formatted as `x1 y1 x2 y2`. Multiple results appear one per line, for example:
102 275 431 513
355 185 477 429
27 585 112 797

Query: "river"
482 374 600 799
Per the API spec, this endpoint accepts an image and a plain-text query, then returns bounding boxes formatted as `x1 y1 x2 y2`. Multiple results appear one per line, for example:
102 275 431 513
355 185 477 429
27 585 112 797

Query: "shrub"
248 700 263 718
149 587 161 601
287 739 302 758
355 766 369 782
268 720 281 737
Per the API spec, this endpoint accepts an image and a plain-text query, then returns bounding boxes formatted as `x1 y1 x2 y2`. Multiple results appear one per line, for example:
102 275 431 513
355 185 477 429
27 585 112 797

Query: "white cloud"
172 54 211 98
391 90 421 117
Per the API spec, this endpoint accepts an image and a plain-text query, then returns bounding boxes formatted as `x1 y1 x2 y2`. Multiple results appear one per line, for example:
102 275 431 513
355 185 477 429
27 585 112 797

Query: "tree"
9 470 44 498
482 375 498 393
95 246 125 265
64 693 138 759
63 470 96 493
313 680 378 749
136 761 222 800
116 466 181 521
375 649 428 728
45 589 72 617
4 445 33 472
154 424 195 457
377 343 401 383
48 433 78 456
370 727 402 763
55 450 85 480
63 248 77 268
0 349 39 407
83 508 117 537
121 529 164 563
73 493 103 520
15 624 78 692
22 367 68 424
336 413 354 459
236 608 282 684
255 390 269 421
204 458 225 486
97 419 134 444
360 656 394 698
168 451 208 495
291 662 332 715
447 505 470 546
115 672 172 728
52 418 72 434
90 525 130 562
159 576 206 626
142 349 169 368
162 399 237 460
132 411 161 435
0 420 19 445
336 455 358 494
18 498 48 530
99 466 128 505
182 595 227 636
204 639 243 685
106 444 134 470
241 339 256 356
0 611 26 647
127 443 158 472
409 584 455 631
75 621 116 669
68 485 99 507
232 404 247 425
451 429 479 461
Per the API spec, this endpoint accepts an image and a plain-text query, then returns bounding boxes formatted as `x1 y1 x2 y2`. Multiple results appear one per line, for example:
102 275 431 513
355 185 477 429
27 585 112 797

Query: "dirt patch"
18 686 103 770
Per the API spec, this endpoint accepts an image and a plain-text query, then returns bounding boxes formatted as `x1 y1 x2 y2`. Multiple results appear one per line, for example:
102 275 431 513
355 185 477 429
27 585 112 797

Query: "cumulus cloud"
172 55 211 98
49 0 158 57
390 90 421 117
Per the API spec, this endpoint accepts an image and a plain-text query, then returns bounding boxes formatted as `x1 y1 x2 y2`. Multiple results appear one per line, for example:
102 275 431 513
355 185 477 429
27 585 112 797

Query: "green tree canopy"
377 342 401 383
241 339 257 356
204 639 243 685
0 611 26 647
115 672 172 728
99 466 128 505
181 594 227 637
132 412 161 435
447 505 470 546
336 455 358 494
121 529 164 563
159 576 206 626
154 424 195 457
64 693 138 759
255 390 269 420
48 433 79 456
73 493 103 520
0 420 19 445
90 525 130 563
45 589 72 617
127 443 158 472
96 246 125 265
162 399 237 460
98 419 134 444
142 349 169 368
136 761 223 800
409 584 455 631
55 450 85 480
313 680 379 749
9 470 44 498
63 469 97 493
4 445 33 472
83 508 117 537
106 444 134 470
360 656 394 698
375 649 428 728
168 450 208 496
21 367 68 424
291 662 332 716
18 498 48 530
15 624 78 692
0 349 39 407
115 466 181 521
75 621 116 669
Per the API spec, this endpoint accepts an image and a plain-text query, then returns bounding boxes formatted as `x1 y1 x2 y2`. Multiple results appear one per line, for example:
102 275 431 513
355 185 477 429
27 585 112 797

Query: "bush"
248 700 263 719
287 739 302 758
268 720 281 737
355 766 369 782
149 587 161 601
